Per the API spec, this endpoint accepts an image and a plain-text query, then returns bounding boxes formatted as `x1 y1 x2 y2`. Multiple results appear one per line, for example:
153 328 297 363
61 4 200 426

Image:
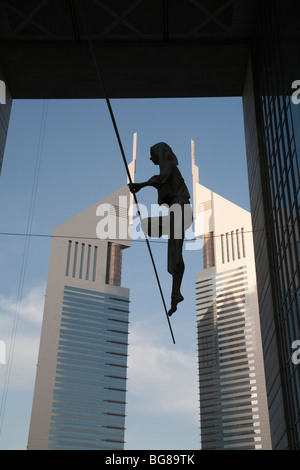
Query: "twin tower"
28 135 271 450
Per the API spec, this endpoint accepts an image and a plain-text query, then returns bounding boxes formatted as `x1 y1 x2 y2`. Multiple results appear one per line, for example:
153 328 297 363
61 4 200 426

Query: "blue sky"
0 97 250 450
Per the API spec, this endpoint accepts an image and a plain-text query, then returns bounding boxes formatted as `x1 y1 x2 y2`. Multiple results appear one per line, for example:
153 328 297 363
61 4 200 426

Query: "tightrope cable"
76 2 175 344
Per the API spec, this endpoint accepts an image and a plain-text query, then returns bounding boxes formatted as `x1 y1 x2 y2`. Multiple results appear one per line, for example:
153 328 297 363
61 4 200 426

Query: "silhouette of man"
129 142 192 316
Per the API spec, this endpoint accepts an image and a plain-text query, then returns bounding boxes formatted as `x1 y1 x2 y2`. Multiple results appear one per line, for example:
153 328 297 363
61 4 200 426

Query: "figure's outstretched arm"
128 181 151 194
129 159 174 194
129 158 174 194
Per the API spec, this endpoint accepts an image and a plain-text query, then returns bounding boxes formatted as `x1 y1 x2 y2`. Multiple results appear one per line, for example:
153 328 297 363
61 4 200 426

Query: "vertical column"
0 66 12 174
106 243 123 287
203 232 215 269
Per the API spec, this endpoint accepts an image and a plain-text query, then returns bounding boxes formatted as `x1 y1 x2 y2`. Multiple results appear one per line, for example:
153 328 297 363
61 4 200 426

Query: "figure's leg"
167 224 185 316
171 271 184 297
168 272 184 316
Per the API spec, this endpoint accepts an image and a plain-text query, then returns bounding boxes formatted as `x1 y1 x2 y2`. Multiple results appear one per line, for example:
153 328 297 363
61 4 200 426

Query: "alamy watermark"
95 196 203 251
291 80 300 105
291 340 300 365
0 80 6 105
0 340 6 365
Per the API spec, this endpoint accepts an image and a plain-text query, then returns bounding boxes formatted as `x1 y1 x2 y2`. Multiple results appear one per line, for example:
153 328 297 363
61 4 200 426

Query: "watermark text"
291 340 300 365
0 340 6 365
96 197 204 251
291 80 300 105
0 80 6 105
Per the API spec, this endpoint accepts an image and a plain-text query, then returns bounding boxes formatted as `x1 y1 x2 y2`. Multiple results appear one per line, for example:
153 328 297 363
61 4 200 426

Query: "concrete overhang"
0 0 259 99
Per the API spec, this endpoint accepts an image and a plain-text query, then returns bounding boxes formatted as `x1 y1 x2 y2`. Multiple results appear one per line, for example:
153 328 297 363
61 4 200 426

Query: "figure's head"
150 142 178 166
150 147 159 165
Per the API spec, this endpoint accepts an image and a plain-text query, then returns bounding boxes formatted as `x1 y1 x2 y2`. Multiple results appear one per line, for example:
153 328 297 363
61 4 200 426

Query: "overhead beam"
0 40 249 99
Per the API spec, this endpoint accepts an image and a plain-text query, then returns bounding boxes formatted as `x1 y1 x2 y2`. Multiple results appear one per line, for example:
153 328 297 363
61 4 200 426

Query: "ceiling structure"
0 0 259 98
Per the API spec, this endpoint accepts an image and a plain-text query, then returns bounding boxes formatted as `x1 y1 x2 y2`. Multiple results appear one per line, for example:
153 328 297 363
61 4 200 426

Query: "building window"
86 245 91 281
241 228 246 257
93 246 98 282
226 233 230 262
231 231 235 260
79 243 85 279
221 234 225 264
72 242 78 278
236 229 241 259
66 240 72 277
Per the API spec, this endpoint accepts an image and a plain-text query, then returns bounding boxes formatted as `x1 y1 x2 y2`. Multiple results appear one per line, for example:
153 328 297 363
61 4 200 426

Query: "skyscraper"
192 141 272 450
242 1 300 448
28 136 136 450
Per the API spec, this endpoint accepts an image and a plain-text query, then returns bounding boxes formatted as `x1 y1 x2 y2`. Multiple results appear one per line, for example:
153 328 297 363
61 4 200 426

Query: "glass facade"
197 266 264 450
48 285 129 450
253 0 300 449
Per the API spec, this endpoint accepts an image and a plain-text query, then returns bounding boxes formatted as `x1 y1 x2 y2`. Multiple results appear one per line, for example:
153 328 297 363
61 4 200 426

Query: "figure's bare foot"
168 293 184 317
